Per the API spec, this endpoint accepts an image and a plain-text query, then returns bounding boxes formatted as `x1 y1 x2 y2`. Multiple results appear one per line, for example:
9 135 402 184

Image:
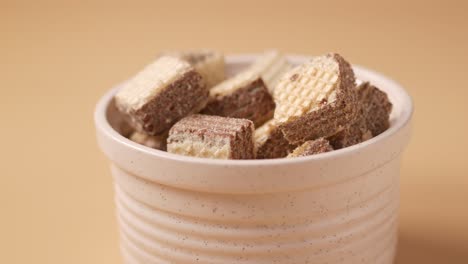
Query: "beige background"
1 0 467 263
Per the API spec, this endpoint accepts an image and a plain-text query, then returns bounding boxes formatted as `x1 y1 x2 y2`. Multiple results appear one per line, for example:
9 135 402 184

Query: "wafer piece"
249 50 291 93
287 138 333 158
129 131 167 150
255 120 297 159
114 56 208 136
203 75 275 127
328 82 392 148
357 82 393 136
167 115 255 159
273 53 358 144
328 124 372 149
107 98 134 137
162 50 225 88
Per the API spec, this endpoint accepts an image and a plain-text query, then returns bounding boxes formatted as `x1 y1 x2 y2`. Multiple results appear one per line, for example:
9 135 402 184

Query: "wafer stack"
328 82 392 148
273 53 358 144
203 72 275 127
167 115 255 159
114 56 209 136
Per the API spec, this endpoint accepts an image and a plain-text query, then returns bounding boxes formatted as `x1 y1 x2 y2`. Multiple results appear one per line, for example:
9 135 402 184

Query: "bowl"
94 54 413 264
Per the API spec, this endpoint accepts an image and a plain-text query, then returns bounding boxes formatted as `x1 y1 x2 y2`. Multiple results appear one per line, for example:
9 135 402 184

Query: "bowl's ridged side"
113 158 399 264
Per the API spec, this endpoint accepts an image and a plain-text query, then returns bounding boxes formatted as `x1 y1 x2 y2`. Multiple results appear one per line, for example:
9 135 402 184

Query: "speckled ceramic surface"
94 55 413 264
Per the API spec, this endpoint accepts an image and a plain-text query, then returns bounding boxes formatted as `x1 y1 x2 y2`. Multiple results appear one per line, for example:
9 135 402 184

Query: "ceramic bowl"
94 54 413 264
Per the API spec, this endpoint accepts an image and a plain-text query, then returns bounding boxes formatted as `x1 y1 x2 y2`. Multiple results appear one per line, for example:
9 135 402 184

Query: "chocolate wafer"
274 53 358 144
287 138 333 157
114 56 208 136
329 82 392 148
203 74 275 127
167 114 255 159
357 82 392 136
129 131 167 150
162 50 225 88
255 120 297 159
328 124 372 149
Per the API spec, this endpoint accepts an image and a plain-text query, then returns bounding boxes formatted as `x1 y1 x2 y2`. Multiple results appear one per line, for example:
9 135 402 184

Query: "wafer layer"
204 76 275 127
255 120 297 159
167 115 255 159
249 50 291 92
129 131 167 150
114 56 209 135
287 138 333 157
328 82 392 148
274 53 358 144
162 50 225 88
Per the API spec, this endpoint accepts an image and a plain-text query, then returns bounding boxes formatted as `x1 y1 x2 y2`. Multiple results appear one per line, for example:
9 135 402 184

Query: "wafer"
255 119 297 159
107 98 134 138
329 82 392 148
114 56 208 136
273 53 358 144
287 138 333 158
248 50 292 92
161 50 225 88
129 131 167 150
203 74 275 127
357 82 392 136
328 124 372 149
167 114 255 159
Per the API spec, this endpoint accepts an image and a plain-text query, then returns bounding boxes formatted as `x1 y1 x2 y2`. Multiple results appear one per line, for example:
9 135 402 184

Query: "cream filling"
168 134 231 159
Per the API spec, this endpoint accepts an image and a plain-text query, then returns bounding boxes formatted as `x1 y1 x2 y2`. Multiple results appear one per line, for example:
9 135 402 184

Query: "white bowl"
94 54 413 264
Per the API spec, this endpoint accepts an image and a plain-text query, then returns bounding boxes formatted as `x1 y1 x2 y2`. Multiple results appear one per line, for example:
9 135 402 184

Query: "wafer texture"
287 138 333 158
167 115 255 159
255 119 297 159
129 131 167 150
114 56 209 136
328 82 392 149
161 50 225 88
203 76 275 127
273 53 358 144
249 50 291 93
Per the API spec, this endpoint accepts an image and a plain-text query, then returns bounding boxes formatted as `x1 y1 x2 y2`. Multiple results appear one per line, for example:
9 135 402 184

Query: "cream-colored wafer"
255 119 296 159
287 138 333 158
107 97 134 137
203 74 275 127
161 50 225 88
249 50 291 92
273 53 358 144
129 131 167 150
167 115 255 159
114 56 208 136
